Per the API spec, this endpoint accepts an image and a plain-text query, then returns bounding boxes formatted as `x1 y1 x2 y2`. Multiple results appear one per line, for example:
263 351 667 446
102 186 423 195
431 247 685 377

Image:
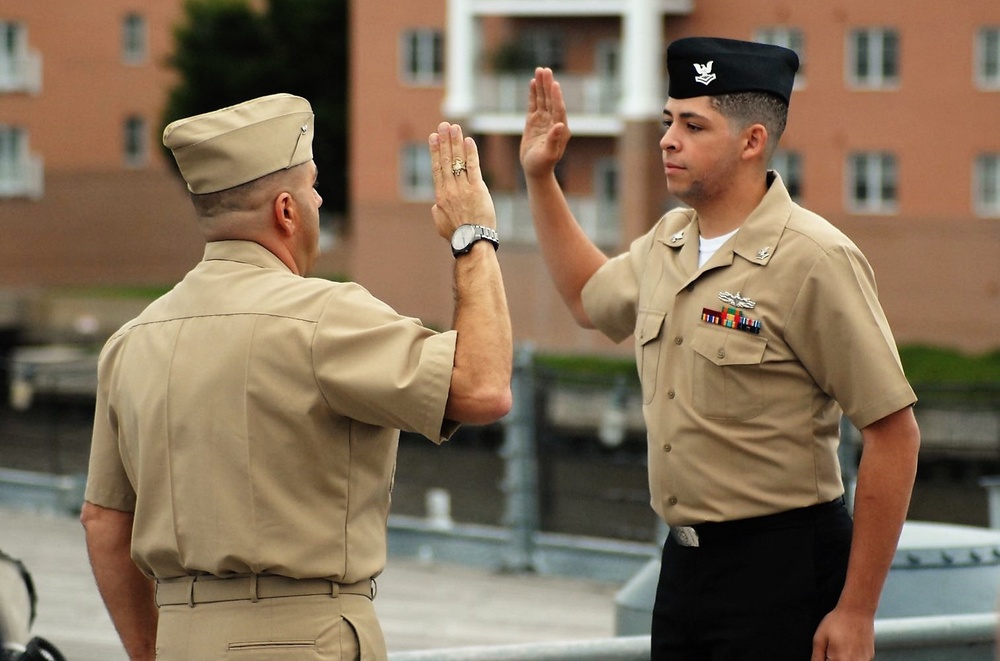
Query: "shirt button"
668 496 678 506
663 443 672 453
667 390 675 399
674 337 683 345
717 349 725 359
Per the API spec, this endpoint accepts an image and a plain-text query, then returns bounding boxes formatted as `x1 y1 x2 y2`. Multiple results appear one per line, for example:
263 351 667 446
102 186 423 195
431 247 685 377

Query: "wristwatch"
450 224 499 257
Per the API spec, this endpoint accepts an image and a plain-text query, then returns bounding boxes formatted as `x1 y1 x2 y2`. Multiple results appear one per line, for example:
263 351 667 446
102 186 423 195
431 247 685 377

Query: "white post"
443 0 476 120
619 0 664 120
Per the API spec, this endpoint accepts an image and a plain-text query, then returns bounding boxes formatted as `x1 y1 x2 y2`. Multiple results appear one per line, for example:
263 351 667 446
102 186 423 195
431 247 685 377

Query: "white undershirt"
698 228 739 268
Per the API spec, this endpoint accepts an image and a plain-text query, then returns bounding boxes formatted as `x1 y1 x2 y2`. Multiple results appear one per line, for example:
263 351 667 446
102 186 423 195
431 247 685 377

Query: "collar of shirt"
202 240 292 273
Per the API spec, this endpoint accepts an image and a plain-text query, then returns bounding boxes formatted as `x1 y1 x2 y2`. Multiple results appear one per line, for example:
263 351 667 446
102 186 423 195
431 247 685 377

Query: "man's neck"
694 173 769 238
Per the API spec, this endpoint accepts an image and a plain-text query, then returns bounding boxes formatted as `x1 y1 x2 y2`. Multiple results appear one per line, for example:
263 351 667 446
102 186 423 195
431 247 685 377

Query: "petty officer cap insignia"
162 93 314 194
667 37 800 105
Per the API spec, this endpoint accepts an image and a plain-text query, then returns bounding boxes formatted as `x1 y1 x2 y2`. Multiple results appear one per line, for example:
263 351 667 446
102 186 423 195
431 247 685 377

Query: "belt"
668 497 847 548
155 574 376 607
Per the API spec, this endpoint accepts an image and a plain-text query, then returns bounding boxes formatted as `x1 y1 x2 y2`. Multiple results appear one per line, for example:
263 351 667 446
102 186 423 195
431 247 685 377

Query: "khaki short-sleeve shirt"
582 175 916 526
85 241 457 582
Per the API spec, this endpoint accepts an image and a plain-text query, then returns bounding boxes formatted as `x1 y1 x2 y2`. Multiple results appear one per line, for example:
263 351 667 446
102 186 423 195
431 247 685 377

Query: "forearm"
81 502 157 661
445 241 513 424
525 172 607 328
838 408 920 615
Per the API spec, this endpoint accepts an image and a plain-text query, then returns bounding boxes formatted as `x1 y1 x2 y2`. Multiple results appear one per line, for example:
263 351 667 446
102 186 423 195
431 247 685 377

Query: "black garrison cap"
667 37 800 105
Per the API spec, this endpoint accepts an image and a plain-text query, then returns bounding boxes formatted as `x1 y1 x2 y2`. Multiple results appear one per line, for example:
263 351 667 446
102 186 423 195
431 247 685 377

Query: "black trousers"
651 499 853 661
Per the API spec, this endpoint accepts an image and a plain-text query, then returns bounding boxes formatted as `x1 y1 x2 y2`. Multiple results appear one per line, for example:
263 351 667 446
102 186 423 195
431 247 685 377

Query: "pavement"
0 505 621 660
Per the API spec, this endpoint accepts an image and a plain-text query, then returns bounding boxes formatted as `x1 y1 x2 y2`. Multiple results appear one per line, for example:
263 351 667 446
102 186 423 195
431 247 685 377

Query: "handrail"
388 613 998 660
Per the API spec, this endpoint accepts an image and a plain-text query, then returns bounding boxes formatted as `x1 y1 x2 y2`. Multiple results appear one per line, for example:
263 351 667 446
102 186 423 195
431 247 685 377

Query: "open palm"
520 68 571 178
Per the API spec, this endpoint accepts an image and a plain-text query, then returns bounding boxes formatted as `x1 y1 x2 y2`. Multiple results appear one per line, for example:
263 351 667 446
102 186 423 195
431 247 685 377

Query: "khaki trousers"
155 593 386 661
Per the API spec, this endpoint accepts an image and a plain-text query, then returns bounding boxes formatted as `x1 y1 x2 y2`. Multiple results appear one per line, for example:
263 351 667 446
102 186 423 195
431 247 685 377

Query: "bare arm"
520 67 608 328
80 501 157 661
429 123 513 424
811 406 920 661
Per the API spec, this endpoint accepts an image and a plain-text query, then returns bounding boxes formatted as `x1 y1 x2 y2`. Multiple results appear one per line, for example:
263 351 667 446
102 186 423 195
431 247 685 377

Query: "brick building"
0 1 997 353
349 0 1000 353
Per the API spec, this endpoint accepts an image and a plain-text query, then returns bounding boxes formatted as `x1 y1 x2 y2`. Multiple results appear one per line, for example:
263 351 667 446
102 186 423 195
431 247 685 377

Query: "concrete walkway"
0 506 619 660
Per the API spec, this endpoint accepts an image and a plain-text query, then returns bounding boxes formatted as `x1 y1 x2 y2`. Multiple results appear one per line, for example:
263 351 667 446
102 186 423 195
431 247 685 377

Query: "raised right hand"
519 67 571 179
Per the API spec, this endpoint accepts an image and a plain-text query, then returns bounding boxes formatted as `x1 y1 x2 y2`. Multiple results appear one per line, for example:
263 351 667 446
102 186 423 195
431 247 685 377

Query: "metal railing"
389 614 999 661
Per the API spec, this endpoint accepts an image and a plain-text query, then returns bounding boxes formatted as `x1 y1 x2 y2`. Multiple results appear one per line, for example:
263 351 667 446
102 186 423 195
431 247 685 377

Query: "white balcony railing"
476 73 621 116
0 152 44 199
0 51 42 94
493 192 619 247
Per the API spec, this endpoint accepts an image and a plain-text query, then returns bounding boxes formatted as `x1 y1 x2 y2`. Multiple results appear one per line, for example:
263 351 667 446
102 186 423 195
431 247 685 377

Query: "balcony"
470 73 626 136
493 192 619 247
0 152 44 199
469 0 694 17
0 51 42 95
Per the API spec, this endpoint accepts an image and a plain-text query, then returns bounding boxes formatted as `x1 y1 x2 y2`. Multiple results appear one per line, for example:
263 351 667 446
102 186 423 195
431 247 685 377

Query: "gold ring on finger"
451 159 467 176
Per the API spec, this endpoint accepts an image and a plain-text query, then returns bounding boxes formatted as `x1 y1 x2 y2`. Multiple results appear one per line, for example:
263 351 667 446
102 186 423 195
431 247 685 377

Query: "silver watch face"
451 224 476 251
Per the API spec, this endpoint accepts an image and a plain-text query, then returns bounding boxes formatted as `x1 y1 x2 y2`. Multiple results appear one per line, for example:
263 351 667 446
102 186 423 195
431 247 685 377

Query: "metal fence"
388 614 998 661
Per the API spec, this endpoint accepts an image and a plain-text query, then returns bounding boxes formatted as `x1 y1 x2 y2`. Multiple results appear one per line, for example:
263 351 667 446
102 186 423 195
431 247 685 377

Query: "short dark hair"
710 91 789 159
188 169 286 218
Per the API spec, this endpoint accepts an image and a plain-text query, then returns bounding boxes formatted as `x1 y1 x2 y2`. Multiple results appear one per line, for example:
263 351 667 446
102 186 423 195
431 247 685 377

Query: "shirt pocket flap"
635 310 666 346
691 327 767 366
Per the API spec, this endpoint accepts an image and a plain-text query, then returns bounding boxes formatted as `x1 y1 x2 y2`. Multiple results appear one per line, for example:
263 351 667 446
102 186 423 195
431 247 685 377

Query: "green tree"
163 0 349 217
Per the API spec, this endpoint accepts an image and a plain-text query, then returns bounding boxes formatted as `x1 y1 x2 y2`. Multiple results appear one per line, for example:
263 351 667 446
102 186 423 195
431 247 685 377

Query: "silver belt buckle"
671 525 700 548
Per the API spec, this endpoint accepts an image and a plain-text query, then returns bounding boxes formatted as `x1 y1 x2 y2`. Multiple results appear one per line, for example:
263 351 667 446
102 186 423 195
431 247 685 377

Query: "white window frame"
755 27 805 88
400 142 433 201
975 27 1000 90
0 125 43 198
974 154 1000 218
401 29 443 86
121 13 147 65
848 152 898 214
848 28 899 89
771 150 803 201
0 21 41 93
123 115 148 168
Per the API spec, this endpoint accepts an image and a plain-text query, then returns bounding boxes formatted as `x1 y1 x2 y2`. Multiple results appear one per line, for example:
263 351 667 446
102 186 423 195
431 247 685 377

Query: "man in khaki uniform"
520 38 920 661
80 94 512 661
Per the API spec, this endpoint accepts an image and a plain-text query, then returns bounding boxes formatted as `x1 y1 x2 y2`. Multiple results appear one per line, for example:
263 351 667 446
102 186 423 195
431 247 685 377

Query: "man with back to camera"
520 38 920 661
79 93 512 660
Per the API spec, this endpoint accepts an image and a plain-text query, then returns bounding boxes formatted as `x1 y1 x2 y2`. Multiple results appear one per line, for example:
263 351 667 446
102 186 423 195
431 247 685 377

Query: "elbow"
448 384 513 425
468 385 513 424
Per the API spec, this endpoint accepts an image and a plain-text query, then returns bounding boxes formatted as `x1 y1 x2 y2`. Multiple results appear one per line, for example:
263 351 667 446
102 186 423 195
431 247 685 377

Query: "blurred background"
0 0 998 659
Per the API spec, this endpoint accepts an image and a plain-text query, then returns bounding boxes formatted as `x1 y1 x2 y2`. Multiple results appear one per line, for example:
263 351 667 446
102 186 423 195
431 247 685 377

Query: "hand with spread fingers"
429 122 497 242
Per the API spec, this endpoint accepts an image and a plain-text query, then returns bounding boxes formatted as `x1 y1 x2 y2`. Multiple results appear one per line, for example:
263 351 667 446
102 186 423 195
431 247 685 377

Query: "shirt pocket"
690 325 768 421
635 310 667 405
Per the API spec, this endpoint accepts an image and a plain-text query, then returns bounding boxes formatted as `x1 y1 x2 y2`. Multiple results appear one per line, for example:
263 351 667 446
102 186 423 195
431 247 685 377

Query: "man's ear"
741 123 769 161
273 191 297 237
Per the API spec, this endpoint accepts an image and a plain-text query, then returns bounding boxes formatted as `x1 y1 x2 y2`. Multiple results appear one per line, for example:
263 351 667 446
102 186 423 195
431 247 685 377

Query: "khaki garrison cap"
162 93 314 194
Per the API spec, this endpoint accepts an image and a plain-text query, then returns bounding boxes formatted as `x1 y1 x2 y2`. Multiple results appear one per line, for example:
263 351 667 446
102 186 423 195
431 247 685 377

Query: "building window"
400 142 433 200
124 116 148 167
122 13 147 65
848 152 897 214
0 21 40 93
848 28 899 89
975 154 1000 217
771 151 803 200
401 29 443 86
523 31 564 71
0 125 42 198
976 27 1000 89
755 27 805 83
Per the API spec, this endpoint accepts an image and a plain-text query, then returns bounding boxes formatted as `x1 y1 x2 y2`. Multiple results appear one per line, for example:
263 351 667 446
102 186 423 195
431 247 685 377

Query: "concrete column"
616 0 666 248
619 0 663 120
443 0 476 120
